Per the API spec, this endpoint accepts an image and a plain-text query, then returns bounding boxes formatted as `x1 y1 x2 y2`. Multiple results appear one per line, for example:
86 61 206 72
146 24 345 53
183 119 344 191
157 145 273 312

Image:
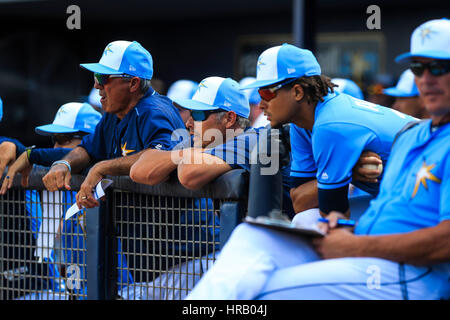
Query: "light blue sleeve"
289 124 316 178
313 123 377 190
439 152 450 222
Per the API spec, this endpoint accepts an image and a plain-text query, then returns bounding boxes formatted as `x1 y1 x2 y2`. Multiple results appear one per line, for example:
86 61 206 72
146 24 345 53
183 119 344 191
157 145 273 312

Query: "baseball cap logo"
197 80 208 92
257 57 266 71
103 44 114 56
419 26 437 44
287 68 296 74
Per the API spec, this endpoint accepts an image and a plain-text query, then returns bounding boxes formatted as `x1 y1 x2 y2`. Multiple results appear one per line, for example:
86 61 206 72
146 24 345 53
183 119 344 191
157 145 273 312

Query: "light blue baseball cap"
240 43 321 90
239 77 261 105
0 96 3 122
80 40 153 79
35 102 102 136
396 18 450 63
331 78 364 100
88 87 102 108
174 77 250 118
167 80 199 100
383 70 419 97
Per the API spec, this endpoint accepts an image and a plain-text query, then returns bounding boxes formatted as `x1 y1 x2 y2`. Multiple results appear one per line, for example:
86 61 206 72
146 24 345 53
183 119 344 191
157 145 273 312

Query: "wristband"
51 160 72 173
25 145 36 160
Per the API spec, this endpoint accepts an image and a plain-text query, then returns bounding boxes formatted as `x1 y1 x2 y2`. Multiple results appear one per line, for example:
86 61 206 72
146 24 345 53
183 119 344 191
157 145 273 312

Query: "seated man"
42 40 186 208
186 18 450 300
239 43 416 221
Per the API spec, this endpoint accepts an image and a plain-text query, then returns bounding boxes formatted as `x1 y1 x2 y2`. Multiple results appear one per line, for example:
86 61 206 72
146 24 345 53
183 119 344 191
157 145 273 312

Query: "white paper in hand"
64 179 113 220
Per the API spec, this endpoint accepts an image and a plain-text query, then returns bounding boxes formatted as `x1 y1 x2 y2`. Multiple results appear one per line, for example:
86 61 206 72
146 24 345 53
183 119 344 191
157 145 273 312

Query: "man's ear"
129 77 141 93
224 111 237 129
292 84 305 102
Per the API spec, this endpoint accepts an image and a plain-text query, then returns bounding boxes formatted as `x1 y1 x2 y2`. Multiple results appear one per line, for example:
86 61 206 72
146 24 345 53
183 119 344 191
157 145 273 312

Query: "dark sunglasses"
191 109 224 122
410 60 450 77
51 133 85 145
258 78 299 102
94 73 134 86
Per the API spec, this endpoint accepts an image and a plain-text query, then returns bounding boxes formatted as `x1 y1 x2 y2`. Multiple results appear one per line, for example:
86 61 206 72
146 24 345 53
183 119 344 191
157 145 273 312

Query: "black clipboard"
244 216 325 238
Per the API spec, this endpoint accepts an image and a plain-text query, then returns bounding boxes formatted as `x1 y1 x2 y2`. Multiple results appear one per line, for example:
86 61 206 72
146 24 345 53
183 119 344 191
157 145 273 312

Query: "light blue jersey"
355 121 450 235
290 91 416 196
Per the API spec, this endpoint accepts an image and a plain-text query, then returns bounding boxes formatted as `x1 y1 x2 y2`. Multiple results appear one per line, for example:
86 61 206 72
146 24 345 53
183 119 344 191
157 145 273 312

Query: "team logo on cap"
103 44 114 56
57 107 68 116
197 80 208 92
257 57 266 71
419 27 437 44
411 161 441 198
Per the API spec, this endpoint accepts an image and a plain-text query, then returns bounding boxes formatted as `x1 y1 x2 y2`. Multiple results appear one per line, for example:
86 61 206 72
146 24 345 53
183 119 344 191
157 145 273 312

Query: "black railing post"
219 202 244 249
86 192 116 300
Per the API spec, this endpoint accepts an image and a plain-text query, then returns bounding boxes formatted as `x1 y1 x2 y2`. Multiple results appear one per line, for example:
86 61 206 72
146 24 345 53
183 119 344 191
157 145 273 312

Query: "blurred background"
0 0 447 147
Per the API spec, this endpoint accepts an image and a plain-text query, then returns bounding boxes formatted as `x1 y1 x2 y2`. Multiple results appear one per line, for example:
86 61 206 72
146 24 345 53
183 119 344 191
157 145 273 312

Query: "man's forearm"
290 180 319 213
63 147 91 173
94 150 145 177
130 149 182 185
356 220 450 265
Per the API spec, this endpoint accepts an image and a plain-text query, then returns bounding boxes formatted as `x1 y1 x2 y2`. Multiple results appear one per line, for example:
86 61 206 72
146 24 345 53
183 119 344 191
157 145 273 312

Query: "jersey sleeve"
78 116 107 162
289 124 316 178
439 153 450 222
139 108 185 151
313 123 378 190
28 148 72 166
203 129 259 171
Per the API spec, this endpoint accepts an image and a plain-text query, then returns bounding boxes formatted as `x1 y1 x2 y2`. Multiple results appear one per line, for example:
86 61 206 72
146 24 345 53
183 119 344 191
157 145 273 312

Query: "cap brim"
35 124 79 136
395 50 450 63
80 63 123 75
173 98 220 111
240 78 285 90
383 87 419 97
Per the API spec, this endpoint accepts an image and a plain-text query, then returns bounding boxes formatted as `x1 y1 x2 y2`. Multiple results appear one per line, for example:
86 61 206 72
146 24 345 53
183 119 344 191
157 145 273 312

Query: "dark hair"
284 75 337 105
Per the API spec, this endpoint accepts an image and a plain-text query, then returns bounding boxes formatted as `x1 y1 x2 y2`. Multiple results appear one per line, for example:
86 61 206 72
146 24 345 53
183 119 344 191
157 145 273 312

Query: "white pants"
186 223 450 300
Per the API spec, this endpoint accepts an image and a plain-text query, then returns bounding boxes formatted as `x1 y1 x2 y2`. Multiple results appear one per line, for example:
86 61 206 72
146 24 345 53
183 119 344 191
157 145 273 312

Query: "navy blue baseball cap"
80 40 153 79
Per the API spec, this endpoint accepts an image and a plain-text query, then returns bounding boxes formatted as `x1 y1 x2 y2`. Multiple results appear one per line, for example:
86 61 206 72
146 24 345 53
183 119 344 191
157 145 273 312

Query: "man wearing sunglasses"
186 18 450 300
42 41 186 210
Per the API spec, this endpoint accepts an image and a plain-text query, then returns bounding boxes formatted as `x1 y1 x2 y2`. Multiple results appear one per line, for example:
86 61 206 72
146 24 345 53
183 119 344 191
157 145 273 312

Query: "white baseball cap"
331 78 364 100
80 40 153 79
239 77 261 105
174 76 250 118
88 88 102 108
35 102 102 136
167 80 198 100
240 43 321 89
383 70 419 97
396 18 450 63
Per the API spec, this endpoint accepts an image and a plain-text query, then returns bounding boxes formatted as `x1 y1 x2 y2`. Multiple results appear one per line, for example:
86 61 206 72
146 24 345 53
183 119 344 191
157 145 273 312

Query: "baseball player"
186 18 450 300
383 69 429 119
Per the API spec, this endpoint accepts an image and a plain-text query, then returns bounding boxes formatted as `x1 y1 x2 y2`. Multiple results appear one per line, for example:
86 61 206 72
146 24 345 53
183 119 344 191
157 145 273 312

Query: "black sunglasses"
191 109 225 121
410 60 450 77
51 133 85 145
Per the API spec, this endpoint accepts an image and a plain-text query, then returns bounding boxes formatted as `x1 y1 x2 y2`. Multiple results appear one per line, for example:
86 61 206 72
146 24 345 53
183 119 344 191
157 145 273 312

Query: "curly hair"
285 75 337 105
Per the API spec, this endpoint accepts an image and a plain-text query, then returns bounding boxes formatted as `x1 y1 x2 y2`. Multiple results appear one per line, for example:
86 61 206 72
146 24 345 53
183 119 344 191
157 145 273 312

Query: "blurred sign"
316 32 386 83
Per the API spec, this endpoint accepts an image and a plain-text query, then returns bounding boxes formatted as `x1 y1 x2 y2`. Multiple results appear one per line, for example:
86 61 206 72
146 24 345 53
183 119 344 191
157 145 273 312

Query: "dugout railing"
0 166 248 300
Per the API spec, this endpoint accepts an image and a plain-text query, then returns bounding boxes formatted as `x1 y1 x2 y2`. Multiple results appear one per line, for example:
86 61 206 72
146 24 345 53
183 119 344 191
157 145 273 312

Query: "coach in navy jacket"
42 40 186 210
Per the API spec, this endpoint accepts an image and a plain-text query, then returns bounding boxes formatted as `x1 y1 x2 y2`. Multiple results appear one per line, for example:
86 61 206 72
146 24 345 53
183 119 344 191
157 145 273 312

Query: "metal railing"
0 166 248 300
